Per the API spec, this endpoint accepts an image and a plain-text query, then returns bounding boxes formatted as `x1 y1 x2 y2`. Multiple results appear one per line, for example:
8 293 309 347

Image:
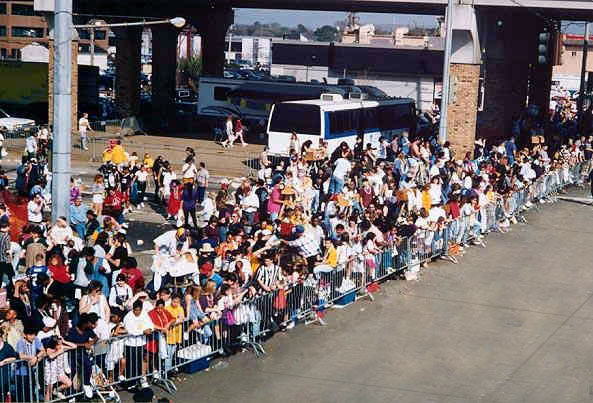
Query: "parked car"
0 108 36 136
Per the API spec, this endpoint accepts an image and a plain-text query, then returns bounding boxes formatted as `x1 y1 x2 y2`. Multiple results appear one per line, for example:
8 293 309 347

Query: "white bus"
266 94 416 156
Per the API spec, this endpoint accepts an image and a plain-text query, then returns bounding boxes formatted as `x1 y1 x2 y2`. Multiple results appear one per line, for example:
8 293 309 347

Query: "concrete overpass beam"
151 25 179 121
193 7 234 77
446 3 481 157
113 26 142 118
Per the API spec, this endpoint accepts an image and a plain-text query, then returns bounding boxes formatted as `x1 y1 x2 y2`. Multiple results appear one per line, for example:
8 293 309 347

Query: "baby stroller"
90 363 121 403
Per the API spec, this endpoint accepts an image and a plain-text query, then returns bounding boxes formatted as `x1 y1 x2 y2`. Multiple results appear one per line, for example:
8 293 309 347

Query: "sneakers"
286 321 295 330
83 384 93 399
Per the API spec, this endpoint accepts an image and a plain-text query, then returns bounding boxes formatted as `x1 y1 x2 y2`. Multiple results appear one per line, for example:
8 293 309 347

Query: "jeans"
72 223 86 239
164 343 177 372
328 175 344 195
310 189 320 214
197 186 206 203
80 132 88 150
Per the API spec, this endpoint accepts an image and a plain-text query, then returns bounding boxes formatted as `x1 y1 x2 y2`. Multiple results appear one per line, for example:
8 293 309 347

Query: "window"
214 86 231 101
572 51 577 57
11 3 36 16
0 26 6 37
12 27 44 38
269 103 321 135
328 109 360 135
0 3 6 14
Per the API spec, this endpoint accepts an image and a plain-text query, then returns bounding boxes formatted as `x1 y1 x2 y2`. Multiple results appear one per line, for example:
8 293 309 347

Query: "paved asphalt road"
120 189 593 403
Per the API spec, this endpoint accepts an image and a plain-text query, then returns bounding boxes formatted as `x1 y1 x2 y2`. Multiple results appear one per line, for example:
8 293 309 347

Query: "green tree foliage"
177 56 202 79
314 25 339 42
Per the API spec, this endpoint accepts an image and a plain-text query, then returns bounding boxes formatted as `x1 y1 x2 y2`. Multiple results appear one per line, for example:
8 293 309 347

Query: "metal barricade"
10 162 587 401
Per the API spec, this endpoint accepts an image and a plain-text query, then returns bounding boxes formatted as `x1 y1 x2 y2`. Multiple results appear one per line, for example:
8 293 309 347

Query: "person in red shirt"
120 257 145 294
103 188 124 223
48 253 71 284
234 118 247 147
167 180 182 221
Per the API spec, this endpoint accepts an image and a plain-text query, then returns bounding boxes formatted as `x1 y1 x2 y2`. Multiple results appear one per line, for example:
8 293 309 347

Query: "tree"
314 25 339 42
177 56 202 79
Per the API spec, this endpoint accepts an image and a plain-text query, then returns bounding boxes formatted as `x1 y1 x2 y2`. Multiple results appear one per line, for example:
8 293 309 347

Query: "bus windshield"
269 103 321 135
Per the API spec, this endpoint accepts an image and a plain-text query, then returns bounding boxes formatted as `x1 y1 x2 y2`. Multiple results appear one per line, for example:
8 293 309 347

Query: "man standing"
280 225 322 273
196 162 209 203
27 193 44 225
78 112 94 151
70 196 88 239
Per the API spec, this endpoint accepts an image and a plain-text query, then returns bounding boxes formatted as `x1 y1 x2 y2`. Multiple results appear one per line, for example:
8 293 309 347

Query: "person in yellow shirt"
164 294 185 371
143 153 154 169
322 238 337 267
111 140 128 165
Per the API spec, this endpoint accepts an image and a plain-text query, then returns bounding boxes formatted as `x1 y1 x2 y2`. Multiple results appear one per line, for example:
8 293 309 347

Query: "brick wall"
48 40 79 129
447 63 479 158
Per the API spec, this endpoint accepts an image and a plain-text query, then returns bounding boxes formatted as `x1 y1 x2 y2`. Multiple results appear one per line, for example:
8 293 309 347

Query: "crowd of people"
0 106 588 401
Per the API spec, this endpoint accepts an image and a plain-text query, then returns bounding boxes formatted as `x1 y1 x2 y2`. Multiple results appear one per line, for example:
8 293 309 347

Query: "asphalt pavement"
123 188 593 403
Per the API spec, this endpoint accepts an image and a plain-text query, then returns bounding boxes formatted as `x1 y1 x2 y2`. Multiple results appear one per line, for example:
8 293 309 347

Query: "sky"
235 9 438 29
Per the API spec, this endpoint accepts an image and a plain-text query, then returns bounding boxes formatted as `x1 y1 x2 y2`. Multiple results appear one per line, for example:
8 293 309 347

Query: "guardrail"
3 162 583 402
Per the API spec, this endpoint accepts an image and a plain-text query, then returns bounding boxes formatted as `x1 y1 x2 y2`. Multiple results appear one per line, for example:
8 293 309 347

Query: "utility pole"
438 0 454 144
578 22 590 130
51 0 72 222
90 27 95 66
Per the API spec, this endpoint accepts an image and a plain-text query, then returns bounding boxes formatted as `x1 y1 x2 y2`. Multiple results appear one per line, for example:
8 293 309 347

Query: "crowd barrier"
2 162 584 402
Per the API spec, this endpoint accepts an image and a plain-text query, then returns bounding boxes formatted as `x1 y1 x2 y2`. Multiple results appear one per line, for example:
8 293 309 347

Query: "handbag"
222 309 235 326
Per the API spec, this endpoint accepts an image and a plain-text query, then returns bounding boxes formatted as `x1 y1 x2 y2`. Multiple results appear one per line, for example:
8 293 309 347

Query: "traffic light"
538 31 550 64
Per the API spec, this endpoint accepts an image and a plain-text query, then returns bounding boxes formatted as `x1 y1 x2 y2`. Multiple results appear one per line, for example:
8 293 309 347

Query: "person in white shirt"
74 247 99 289
196 162 209 203
181 155 197 184
221 115 236 148
240 188 259 233
78 113 93 151
27 193 44 224
329 157 351 195
123 300 153 388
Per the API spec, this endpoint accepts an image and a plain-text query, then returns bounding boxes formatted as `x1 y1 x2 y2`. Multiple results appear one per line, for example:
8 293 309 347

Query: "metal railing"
3 161 582 402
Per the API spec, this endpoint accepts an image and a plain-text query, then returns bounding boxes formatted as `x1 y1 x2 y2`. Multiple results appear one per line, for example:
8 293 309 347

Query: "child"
44 336 75 401
106 312 127 383
26 253 47 305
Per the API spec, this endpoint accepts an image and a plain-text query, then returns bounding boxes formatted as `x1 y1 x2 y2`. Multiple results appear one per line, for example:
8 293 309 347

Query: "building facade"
0 0 109 60
552 34 593 90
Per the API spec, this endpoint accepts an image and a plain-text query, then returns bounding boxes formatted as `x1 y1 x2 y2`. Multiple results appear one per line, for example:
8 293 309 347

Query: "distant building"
271 39 443 111
553 34 593 90
0 1 109 60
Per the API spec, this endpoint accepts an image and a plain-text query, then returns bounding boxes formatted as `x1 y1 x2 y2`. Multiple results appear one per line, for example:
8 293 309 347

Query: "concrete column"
477 12 532 141
48 38 78 129
193 7 233 77
448 63 480 157
151 25 179 120
113 26 142 118
444 4 481 157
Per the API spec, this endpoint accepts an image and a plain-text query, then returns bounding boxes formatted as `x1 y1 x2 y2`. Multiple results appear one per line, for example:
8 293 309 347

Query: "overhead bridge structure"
70 0 593 153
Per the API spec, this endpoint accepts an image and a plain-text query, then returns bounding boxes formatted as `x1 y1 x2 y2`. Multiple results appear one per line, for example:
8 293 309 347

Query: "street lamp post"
438 0 454 144
49 7 186 223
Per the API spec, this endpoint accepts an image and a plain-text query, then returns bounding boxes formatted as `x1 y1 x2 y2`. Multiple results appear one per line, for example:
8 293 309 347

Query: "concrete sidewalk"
4 132 264 179
139 190 593 403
